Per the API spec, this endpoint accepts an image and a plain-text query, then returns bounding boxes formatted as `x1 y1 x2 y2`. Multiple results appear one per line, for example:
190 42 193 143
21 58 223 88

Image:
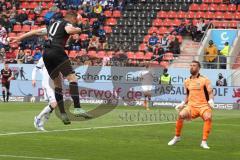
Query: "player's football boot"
168 136 181 146
34 116 46 131
61 113 71 125
73 108 93 119
200 141 210 149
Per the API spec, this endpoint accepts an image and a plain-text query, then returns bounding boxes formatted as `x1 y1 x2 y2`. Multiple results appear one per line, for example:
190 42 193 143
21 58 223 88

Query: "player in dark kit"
10 11 92 124
1 63 13 102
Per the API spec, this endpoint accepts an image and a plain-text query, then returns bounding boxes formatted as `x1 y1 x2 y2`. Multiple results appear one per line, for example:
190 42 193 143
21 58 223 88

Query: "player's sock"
202 119 212 141
37 105 54 119
55 87 66 113
175 118 184 137
2 91 5 102
69 82 81 108
6 91 9 102
144 99 147 108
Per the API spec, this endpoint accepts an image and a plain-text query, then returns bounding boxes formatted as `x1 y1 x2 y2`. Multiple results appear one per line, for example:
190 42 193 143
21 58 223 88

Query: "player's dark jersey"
47 19 72 48
1 69 12 84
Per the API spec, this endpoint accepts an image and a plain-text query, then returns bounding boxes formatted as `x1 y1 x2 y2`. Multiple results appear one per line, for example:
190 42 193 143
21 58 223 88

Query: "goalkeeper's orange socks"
175 118 184 137
144 100 150 111
202 119 212 141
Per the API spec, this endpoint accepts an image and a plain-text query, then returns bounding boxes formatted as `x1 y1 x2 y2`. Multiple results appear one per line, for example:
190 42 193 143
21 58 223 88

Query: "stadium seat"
199 3 209 11
104 10 112 17
203 0 212 3
148 27 159 34
13 25 22 32
139 43 147 51
196 12 205 19
189 4 199 11
106 18 117 26
153 19 162 27
127 52 135 59
172 19 181 27
205 12 214 19
219 4 227 12
8 32 16 37
31 25 39 30
80 34 88 41
185 11 195 19
103 26 112 34
143 35 151 43
162 52 174 61
135 52 144 60
113 10 121 18
228 4 236 12
162 19 172 27
29 2 38 9
88 51 97 57
145 52 153 60
157 11 167 18
21 2 28 8
168 11 177 19
215 12 223 19
224 12 234 20
213 0 222 3
97 51 106 58
177 11 186 19
209 4 218 12
22 25 31 32
158 27 168 35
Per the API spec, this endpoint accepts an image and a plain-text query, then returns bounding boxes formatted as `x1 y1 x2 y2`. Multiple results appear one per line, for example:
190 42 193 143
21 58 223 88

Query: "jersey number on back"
49 21 61 36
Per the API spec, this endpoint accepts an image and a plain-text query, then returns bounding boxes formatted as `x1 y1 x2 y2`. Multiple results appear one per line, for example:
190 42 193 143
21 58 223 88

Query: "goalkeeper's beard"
190 69 198 76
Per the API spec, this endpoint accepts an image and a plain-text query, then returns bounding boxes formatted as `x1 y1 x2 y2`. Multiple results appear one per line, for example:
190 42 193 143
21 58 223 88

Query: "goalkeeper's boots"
168 136 181 146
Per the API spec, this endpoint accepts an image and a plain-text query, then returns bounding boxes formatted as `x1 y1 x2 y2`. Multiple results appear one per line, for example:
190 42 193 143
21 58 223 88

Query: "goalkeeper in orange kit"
168 60 214 149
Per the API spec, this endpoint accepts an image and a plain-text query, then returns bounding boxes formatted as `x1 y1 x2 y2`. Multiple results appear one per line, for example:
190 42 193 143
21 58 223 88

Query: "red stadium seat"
143 35 151 43
157 11 167 18
88 50 97 57
168 11 177 19
199 4 209 11
205 12 214 19
80 34 88 41
31 25 39 30
213 0 222 3
224 12 234 20
148 27 158 34
177 11 186 19
218 4 227 12
8 32 16 37
229 21 237 28
203 0 212 3
29 2 38 9
189 4 199 11
21 2 28 8
215 12 223 19
196 12 205 19
145 52 153 60
103 26 112 34
47 2 54 8
172 19 181 27
139 43 147 51
104 10 112 17
153 19 162 27
22 25 31 32
13 25 22 32
135 52 144 60
97 51 106 58
228 4 236 12
105 18 117 26
209 4 218 12
127 52 135 59
162 19 172 27
185 11 195 19
235 12 240 20
158 27 168 35
112 10 121 18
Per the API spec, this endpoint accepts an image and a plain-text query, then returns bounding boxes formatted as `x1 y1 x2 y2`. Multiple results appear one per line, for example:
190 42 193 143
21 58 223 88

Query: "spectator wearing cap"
204 40 218 68
148 32 159 52
219 42 230 69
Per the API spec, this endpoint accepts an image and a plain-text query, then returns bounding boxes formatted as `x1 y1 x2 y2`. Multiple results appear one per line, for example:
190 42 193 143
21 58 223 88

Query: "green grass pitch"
0 102 239 160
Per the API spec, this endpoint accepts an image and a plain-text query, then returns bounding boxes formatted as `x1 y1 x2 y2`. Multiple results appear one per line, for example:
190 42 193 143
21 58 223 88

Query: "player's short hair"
192 60 201 68
65 11 78 18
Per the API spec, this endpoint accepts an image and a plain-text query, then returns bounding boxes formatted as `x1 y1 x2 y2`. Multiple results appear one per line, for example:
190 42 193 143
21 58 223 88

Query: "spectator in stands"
168 36 180 57
0 24 7 48
171 22 187 36
204 40 218 69
99 0 108 8
34 2 42 15
88 36 100 50
216 73 227 86
69 34 82 51
24 51 34 64
153 43 164 62
82 2 93 18
148 32 159 52
27 10 36 26
186 21 197 41
98 12 106 25
92 19 101 36
33 47 42 62
159 33 169 51
0 47 5 61
196 18 205 41
9 10 17 26
93 3 103 17
98 26 106 41
15 49 25 64
219 42 230 69
16 8 28 25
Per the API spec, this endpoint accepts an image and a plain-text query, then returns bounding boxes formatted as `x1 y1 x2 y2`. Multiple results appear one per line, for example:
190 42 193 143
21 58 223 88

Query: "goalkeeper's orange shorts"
182 105 212 119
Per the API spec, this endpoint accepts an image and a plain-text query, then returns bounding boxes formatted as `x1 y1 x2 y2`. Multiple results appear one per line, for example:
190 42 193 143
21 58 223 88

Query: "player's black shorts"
43 47 75 79
2 82 10 90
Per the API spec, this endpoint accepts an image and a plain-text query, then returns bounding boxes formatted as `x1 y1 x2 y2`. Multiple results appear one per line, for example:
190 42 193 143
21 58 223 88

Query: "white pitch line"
0 154 71 160
0 122 175 137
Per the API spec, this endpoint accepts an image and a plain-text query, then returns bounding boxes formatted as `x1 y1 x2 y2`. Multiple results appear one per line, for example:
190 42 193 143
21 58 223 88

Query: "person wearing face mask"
159 68 171 85
204 40 218 69
216 73 227 86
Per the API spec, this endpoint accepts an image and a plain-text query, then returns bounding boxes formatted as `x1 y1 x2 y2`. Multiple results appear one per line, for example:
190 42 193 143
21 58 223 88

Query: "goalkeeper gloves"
208 99 214 108
175 101 185 112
